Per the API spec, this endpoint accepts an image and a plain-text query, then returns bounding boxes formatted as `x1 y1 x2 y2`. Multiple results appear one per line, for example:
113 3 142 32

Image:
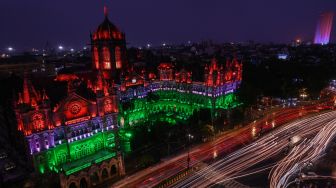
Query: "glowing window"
32 113 44 130
104 99 113 113
115 46 122 69
93 47 99 69
103 47 111 69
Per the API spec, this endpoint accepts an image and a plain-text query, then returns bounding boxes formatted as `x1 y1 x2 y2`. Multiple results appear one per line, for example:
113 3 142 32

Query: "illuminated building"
118 58 242 126
13 6 242 188
14 73 124 188
314 12 334 45
278 53 288 60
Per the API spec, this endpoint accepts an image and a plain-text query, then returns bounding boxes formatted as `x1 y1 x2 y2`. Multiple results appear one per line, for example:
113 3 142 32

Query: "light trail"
172 111 336 188
112 104 330 188
270 117 336 188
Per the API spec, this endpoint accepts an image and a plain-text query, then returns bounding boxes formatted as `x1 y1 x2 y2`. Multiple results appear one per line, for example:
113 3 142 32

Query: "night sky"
1 0 336 50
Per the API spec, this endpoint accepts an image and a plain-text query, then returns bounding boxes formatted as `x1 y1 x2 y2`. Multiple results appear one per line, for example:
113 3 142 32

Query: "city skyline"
1 0 336 50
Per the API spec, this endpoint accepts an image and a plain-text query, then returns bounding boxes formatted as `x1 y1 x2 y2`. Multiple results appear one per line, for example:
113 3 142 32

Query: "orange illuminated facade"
205 58 242 87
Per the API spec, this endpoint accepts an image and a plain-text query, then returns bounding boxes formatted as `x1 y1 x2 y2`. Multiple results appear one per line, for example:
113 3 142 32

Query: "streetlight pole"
187 133 193 169
187 145 190 169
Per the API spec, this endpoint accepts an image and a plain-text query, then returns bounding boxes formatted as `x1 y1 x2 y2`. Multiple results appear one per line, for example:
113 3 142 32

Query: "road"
270 114 336 188
173 110 336 188
112 104 326 188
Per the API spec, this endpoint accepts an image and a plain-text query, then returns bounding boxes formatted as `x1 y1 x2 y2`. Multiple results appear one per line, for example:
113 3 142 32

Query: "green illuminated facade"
120 91 240 127
32 131 117 175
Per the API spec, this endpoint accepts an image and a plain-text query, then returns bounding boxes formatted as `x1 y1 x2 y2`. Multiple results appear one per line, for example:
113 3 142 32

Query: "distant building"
0 55 55 77
277 53 288 60
314 12 334 45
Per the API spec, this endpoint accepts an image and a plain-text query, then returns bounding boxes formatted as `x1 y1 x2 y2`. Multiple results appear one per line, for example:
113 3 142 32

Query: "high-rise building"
314 12 334 45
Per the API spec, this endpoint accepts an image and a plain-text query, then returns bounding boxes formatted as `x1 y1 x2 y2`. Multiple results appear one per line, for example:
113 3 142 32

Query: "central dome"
92 6 124 40
97 16 120 33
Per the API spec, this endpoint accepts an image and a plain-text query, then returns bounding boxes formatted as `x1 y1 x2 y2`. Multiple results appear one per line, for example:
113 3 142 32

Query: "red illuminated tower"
91 6 127 79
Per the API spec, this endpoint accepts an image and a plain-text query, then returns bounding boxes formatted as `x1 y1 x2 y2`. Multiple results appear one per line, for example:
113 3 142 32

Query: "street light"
213 150 218 159
252 126 257 137
58 45 64 50
187 133 194 169
7 47 13 52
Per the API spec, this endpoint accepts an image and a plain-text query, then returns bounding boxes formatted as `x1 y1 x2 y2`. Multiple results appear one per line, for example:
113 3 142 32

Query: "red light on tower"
104 6 108 17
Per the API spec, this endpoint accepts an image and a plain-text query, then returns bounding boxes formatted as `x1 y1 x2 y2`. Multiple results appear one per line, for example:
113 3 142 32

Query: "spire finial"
104 6 108 17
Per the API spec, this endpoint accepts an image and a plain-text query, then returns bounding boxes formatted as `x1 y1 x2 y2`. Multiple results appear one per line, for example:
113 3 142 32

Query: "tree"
138 154 155 168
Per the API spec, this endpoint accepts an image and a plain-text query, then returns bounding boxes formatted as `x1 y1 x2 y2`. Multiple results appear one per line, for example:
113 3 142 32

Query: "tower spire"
104 6 108 17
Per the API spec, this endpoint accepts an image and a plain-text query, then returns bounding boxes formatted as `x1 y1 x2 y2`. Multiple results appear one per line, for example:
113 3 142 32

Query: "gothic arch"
79 178 88 188
69 182 77 188
90 171 99 186
101 168 108 179
110 165 117 176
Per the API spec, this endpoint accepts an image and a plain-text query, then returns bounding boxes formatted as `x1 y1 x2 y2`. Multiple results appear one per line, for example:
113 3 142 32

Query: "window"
94 47 99 69
36 140 40 151
32 113 45 131
57 152 66 164
115 46 122 69
103 47 111 69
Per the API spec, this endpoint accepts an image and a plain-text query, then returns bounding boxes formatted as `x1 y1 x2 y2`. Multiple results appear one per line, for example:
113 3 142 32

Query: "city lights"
3 2 336 188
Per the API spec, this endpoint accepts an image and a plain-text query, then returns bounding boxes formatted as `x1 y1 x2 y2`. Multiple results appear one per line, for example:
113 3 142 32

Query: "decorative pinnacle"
104 6 108 17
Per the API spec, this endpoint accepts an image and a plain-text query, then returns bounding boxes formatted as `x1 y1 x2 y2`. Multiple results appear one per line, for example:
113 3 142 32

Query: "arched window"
79 178 87 188
115 46 122 69
102 168 108 179
90 172 99 185
93 47 99 69
69 182 77 188
110 165 117 176
32 113 45 131
102 47 111 69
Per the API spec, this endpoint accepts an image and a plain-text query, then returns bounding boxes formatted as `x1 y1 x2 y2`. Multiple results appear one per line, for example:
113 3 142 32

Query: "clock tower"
91 6 127 79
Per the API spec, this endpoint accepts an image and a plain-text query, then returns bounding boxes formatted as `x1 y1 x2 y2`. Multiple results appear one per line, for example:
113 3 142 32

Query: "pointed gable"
53 93 97 125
